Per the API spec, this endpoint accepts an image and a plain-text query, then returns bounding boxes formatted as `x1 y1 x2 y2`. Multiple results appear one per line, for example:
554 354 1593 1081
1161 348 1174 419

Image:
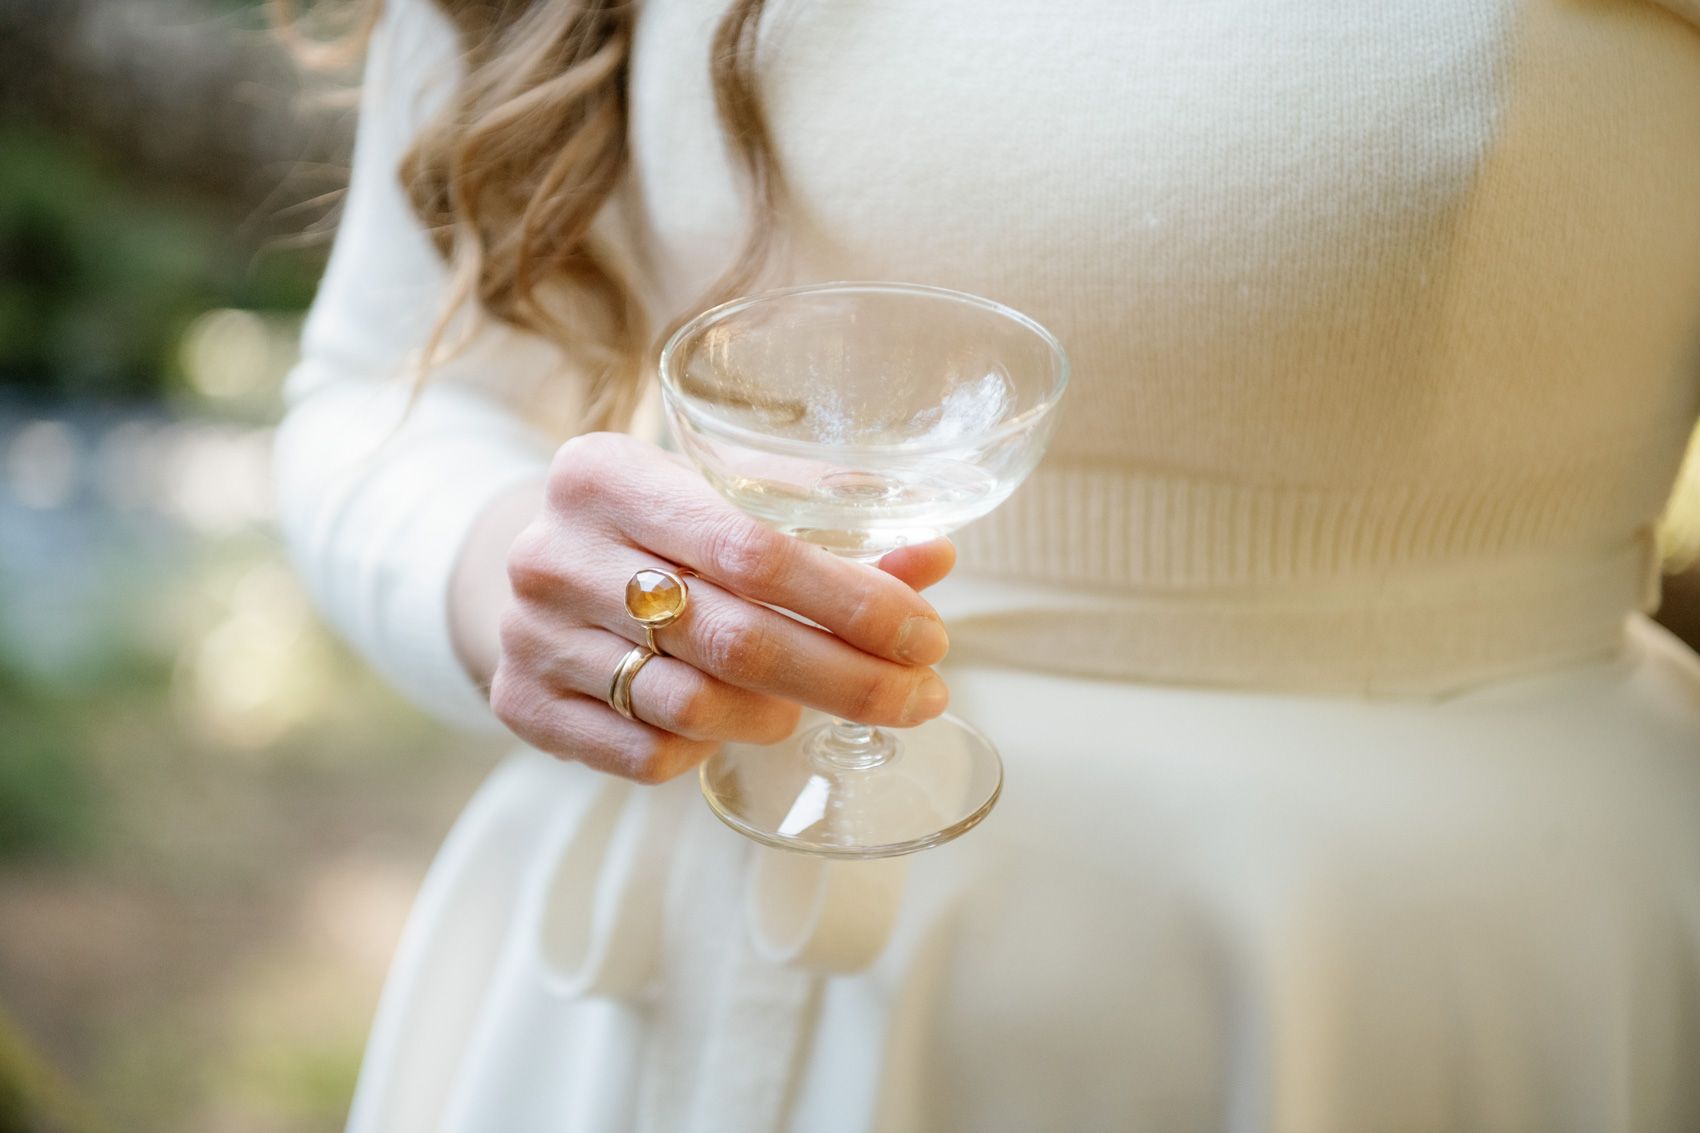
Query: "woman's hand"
487 432 956 784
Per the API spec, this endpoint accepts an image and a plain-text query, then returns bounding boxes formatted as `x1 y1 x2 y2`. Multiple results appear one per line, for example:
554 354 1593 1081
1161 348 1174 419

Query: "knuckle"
664 680 719 737
628 732 689 785
841 583 893 645
696 608 773 680
703 513 785 592
845 671 901 725
545 448 589 507
505 522 557 597
555 430 622 467
547 431 622 506
495 609 531 663
487 664 535 729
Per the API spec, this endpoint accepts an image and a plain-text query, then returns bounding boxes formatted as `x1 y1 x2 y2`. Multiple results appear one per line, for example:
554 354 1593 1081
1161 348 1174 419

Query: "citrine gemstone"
626 569 687 625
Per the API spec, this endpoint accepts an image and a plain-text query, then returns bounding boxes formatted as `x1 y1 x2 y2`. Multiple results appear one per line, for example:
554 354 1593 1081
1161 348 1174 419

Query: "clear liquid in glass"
674 367 1052 560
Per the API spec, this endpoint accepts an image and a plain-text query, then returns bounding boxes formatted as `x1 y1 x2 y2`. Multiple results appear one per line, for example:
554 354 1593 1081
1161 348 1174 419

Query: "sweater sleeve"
273 0 574 734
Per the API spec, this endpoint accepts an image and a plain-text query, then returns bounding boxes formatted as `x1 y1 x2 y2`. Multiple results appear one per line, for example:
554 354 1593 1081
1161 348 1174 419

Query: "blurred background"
0 2 506 1130
1 2 1700 1132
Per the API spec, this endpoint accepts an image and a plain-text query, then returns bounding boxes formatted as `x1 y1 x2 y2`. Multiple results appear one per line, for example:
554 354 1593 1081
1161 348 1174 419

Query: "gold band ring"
624 567 691 655
609 644 656 721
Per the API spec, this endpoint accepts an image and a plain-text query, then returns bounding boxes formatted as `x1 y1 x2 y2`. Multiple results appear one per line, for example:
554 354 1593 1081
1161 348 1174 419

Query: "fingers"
571 551 949 728
655 574 948 726
506 431 958 783
877 538 956 592
488 675 719 785
527 625 802 744
554 433 952 666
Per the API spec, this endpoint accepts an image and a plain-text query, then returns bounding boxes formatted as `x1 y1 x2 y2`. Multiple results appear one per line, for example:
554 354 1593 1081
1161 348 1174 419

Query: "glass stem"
802 547 904 772
807 720 898 772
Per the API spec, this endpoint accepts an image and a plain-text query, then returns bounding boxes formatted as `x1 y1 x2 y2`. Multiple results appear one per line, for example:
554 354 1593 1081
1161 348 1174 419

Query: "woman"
274 0 1700 1128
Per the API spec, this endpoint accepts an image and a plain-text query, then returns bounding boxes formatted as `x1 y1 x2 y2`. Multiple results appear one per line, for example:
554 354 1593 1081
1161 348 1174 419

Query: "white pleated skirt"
344 613 1700 1133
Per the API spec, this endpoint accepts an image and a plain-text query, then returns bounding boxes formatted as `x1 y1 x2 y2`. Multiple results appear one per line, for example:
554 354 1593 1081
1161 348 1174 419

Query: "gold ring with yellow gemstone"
624 567 690 654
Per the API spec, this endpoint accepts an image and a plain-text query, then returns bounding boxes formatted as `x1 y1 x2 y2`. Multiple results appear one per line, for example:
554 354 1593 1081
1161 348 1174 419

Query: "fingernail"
902 674 949 724
896 616 950 664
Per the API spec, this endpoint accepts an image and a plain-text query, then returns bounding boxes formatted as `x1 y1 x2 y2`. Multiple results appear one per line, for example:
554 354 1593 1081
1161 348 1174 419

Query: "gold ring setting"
609 644 656 721
624 567 691 653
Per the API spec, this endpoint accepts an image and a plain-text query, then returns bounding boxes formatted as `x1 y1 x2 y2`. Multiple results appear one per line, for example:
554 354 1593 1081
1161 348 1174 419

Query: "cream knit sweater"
276 0 1700 726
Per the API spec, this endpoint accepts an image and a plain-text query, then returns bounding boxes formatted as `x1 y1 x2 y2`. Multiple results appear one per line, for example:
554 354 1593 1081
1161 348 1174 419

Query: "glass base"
698 711 1003 859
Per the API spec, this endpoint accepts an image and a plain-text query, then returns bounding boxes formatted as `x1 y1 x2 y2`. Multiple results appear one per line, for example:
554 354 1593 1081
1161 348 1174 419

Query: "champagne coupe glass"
658 281 1068 859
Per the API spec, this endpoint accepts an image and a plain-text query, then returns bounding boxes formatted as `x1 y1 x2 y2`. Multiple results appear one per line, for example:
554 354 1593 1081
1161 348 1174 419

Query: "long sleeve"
273 0 577 733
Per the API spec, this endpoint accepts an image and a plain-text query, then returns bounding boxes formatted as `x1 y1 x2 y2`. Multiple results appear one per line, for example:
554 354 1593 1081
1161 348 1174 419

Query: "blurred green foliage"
0 623 174 864
0 128 321 402
0 667 100 862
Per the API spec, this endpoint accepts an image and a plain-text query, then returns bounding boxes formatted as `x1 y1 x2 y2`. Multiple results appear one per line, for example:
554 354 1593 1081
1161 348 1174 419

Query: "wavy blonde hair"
277 0 785 431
